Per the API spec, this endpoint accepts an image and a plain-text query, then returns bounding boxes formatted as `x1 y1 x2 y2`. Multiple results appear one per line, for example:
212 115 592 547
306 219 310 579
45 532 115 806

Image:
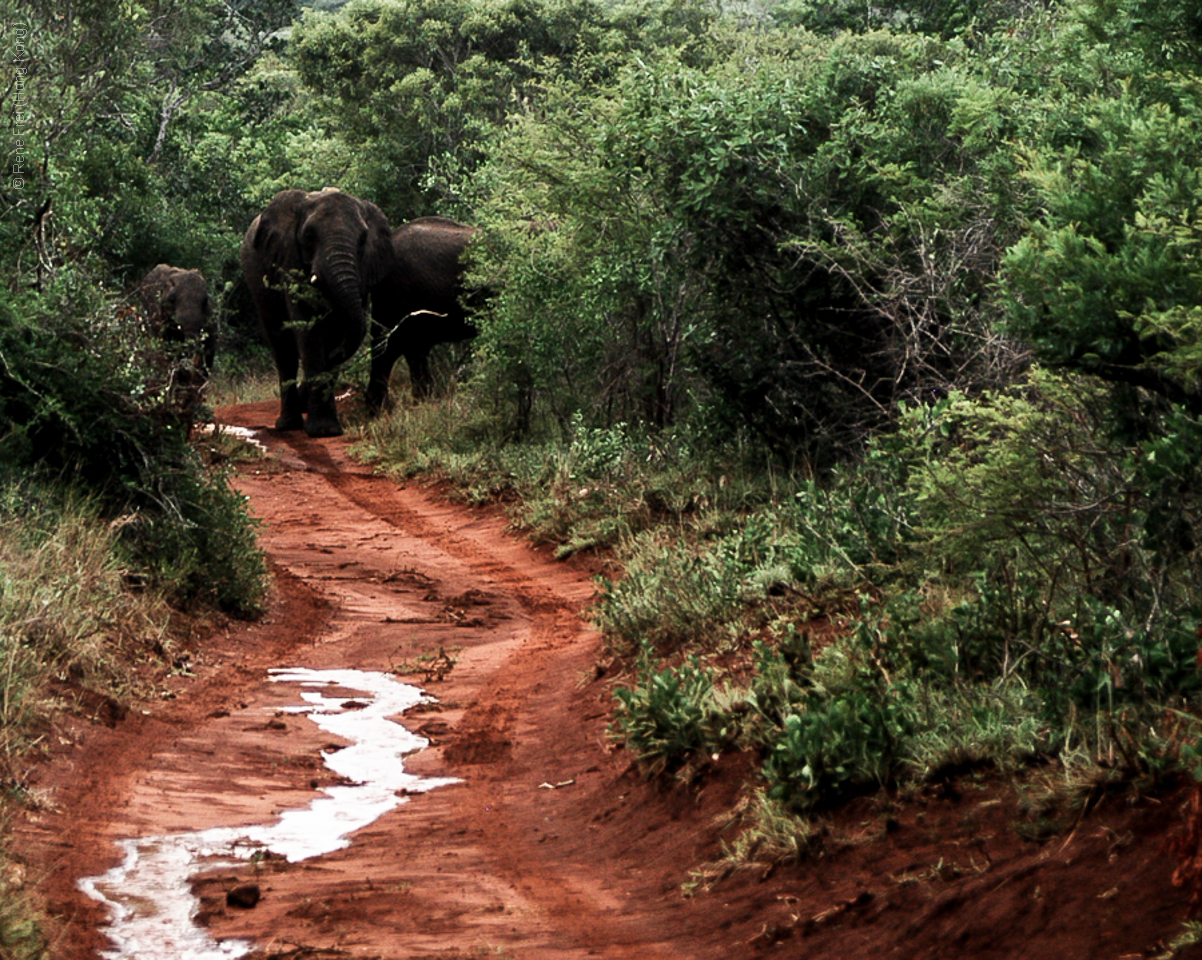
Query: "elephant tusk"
310 274 319 285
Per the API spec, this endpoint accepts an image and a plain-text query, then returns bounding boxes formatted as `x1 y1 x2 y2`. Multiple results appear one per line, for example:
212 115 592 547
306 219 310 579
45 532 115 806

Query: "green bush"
1001 5 1202 417
760 691 911 811
611 645 726 774
749 620 913 811
0 280 265 616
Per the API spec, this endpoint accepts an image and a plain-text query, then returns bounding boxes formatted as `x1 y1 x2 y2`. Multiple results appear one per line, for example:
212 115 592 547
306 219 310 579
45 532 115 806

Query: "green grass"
0 488 170 771
0 486 207 955
204 365 280 409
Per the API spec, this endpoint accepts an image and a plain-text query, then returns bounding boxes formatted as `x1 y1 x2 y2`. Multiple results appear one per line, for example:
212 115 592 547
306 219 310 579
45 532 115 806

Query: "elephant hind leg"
365 345 397 415
405 349 434 400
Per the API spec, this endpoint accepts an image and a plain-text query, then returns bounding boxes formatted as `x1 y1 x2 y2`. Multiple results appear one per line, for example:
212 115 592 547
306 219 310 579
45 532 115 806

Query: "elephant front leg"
298 347 345 439
277 380 305 432
269 332 305 432
366 329 400 415
294 367 341 437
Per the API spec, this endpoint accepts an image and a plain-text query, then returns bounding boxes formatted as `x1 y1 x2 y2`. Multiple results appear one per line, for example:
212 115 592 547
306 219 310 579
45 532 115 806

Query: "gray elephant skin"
138 264 215 427
367 216 479 411
139 264 214 369
241 188 394 437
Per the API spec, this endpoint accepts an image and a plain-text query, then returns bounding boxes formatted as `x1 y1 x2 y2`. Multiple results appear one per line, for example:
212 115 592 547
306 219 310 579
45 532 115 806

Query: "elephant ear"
249 189 308 271
360 200 396 289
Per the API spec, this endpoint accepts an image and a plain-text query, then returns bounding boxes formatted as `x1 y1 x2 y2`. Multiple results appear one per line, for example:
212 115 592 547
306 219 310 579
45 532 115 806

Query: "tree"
288 0 721 219
465 26 1032 456
1002 3 1202 418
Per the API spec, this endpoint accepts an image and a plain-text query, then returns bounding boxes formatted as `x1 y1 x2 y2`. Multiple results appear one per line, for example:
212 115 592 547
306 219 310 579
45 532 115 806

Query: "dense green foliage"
320 0 1202 830
2 3 276 617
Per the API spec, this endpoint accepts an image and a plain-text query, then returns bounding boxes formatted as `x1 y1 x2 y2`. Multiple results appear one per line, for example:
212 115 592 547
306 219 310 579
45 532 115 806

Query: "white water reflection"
196 423 267 453
79 668 458 960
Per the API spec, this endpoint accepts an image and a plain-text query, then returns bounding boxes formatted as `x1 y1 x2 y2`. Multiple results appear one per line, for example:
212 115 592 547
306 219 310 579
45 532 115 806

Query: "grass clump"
0 485 171 769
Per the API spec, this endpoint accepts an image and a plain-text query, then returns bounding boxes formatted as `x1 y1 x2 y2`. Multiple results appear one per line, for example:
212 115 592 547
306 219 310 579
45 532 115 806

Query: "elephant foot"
275 413 305 432
304 415 344 438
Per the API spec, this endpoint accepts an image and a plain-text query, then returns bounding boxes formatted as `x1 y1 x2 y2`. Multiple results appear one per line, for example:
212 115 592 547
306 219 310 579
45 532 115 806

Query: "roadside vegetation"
346 0 1202 884
3 0 1202 952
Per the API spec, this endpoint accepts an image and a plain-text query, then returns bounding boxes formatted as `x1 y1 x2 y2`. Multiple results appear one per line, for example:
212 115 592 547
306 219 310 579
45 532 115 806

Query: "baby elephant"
137 264 215 428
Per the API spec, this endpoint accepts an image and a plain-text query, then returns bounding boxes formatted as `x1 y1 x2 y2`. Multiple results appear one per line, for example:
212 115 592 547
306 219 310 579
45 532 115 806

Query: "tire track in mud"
183 404 701 960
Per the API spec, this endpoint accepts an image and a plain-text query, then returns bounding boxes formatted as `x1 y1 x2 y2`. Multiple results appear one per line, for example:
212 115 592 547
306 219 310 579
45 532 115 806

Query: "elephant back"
390 217 477 293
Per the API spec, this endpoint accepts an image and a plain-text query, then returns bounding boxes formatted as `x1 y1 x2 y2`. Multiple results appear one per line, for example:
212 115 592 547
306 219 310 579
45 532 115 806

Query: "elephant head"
367 216 480 412
139 264 214 367
241 188 394 437
137 264 215 430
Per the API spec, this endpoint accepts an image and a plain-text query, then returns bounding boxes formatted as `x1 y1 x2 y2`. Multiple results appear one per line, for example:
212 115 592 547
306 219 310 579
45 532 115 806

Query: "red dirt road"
14 400 1202 960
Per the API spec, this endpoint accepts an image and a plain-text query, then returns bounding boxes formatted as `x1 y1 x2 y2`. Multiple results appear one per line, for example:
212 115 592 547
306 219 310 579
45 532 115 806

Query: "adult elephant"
137 264 215 429
366 216 479 411
241 188 394 437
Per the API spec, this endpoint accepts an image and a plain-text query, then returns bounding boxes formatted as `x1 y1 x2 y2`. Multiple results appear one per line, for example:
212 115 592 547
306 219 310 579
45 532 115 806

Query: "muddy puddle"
196 423 267 453
78 668 458 960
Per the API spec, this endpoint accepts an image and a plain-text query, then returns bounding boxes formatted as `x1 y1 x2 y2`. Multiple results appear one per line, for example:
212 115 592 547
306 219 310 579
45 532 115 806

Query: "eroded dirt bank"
14 400 1202 960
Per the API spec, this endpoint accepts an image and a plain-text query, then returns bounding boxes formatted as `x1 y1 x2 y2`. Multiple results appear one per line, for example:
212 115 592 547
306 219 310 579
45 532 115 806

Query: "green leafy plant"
0 282 266 616
760 689 912 812
611 644 726 775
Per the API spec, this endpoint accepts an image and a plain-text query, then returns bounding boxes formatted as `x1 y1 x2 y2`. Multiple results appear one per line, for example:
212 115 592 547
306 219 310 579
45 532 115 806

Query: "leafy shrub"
465 24 1030 460
1001 15 1202 417
892 372 1202 709
760 691 911 812
0 279 266 616
611 644 726 774
749 621 914 811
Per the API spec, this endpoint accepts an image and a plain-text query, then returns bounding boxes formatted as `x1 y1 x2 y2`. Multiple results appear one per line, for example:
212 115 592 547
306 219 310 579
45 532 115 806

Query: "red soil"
13 399 1202 960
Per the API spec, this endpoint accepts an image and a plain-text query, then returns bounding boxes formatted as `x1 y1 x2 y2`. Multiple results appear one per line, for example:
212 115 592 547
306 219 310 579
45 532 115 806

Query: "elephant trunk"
314 244 368 366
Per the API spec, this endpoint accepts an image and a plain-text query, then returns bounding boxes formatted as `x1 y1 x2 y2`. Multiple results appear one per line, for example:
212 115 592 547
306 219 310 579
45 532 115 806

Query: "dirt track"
14 400 1202 960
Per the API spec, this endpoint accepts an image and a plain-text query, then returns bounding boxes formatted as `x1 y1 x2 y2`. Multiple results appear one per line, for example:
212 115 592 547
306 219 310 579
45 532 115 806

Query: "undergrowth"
364 367 1202 871
0 485 177 768
0 828 44 960
0 485 198 956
